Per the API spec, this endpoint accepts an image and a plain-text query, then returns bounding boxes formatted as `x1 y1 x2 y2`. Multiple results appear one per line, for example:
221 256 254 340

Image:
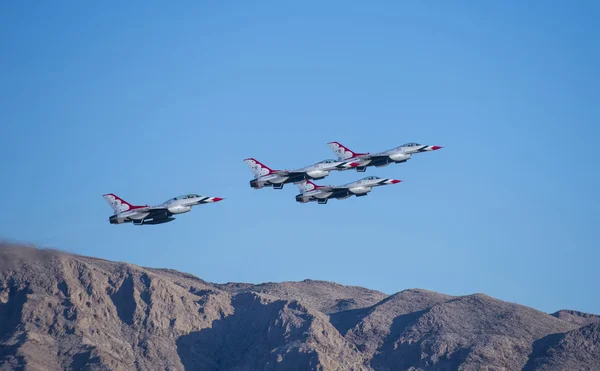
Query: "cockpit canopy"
173 194 201 200
402 142 421 147
320 159 338 164
363 176 381 180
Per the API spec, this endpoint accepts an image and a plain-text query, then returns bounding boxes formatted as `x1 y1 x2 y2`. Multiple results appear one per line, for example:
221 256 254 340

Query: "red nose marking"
431 146 443 151
213 197 224 202
349 162 360 167
390 179 402 184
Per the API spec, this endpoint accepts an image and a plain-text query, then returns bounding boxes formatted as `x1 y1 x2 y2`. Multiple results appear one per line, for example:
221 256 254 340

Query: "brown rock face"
0 243 598 371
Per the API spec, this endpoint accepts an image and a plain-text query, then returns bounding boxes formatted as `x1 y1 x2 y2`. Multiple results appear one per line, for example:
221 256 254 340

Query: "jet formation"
245 141 442 204
104 140 442 225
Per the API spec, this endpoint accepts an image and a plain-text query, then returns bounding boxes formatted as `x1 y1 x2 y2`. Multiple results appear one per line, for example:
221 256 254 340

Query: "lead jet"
103 193 223 225
327 141 443 172
295 176 401 204
243 158 359 190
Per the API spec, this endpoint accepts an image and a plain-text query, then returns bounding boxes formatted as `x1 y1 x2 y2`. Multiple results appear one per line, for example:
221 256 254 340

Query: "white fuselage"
253 160 353 188
105 193 222 225
353 146 416 168
339 144 441 171
314 178 382 198
296 177 400 204
113 197 202 221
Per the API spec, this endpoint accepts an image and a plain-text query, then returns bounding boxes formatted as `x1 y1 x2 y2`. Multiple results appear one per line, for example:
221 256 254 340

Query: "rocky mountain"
550 309 600 327
0 243 598 371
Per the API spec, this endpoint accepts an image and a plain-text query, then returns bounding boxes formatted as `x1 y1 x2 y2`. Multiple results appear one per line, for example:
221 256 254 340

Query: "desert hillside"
0 243 598 371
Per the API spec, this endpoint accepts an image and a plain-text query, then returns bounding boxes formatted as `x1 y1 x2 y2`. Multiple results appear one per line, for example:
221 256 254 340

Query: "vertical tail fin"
327 142 364 160
103 194 146 214
296 180 319 193
243 158 275 177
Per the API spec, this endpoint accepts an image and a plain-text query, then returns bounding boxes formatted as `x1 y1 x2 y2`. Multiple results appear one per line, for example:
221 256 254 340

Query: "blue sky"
1 1 598 314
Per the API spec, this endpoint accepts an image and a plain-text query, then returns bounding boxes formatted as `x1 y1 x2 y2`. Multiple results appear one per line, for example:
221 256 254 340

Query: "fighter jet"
327 141 443 172
103 193 223 225
243 157 359 190
295 176 401 204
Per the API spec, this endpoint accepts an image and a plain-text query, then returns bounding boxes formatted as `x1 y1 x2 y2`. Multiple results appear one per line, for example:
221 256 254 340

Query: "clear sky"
1 1 599 314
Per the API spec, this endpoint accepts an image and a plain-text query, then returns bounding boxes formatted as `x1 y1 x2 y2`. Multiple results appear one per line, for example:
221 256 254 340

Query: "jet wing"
119 206 166 219
141 208 171 219
315 185 350 192
315 185 353 198
272 170 310 183
273 170 307 176
354 154 393 167
360 154 390 161
127 206 170 215
122 205 177 214
145 206 168 211
121 206 151 215
259 174 284 181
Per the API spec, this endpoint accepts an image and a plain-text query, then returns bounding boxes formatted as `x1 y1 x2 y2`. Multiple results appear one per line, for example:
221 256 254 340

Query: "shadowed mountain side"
328 289 451 340
336 289 454 354
0 244 598 371
523 323 600 371
177 292 365 371
368 294 577 370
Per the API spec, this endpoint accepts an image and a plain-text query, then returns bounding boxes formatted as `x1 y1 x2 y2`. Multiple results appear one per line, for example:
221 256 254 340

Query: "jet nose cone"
389 179 402 184
431 145 443 151
349 162 360 167
212 197 224 202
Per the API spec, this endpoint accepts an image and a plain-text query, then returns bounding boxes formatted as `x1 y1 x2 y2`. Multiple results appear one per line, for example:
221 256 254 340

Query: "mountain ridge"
0 243 598 370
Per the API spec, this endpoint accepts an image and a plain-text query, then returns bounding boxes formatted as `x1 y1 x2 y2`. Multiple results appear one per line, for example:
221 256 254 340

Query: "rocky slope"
550 309 600 326
0 243 598 371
